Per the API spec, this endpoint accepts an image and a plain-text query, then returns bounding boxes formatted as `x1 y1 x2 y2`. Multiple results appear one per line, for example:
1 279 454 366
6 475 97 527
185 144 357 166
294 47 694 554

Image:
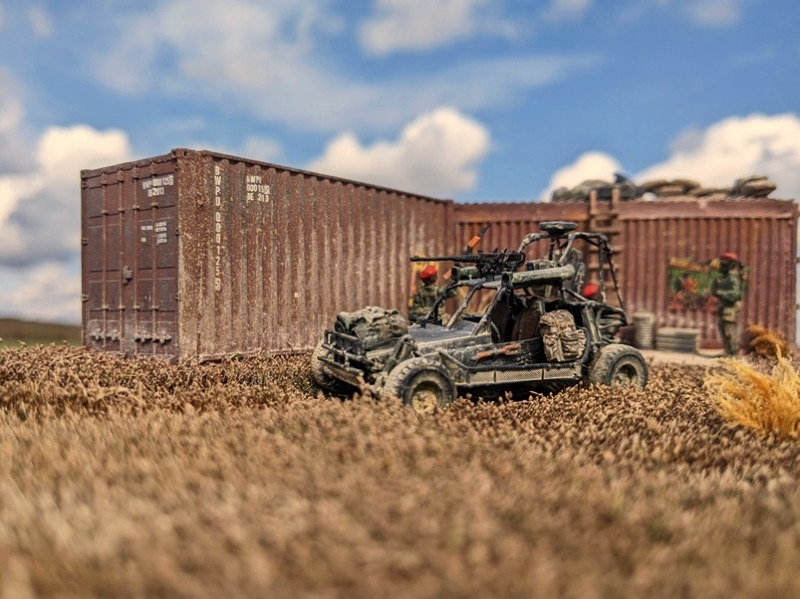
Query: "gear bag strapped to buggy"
539 309 587 362
335 306 409 351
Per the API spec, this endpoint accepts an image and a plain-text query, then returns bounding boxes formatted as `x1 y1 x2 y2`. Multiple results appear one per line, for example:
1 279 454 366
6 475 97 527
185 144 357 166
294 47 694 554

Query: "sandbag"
733 174 776 197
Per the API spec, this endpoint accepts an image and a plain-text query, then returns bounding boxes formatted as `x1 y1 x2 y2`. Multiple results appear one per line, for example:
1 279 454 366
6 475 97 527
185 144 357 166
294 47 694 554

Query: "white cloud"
0 75 130 322
240 137 283 163
541 113 800 202
636 113 800 198
0 123 130 322
621 0 749 27
684 0 745 26
540 151 622 200
309 107 490 197
359 0 516 55
622 0 752 27
0 68 34 172
542 0 594 23
0 261 82 324
28 5 53 38
90 0 598 133
0 125 132 267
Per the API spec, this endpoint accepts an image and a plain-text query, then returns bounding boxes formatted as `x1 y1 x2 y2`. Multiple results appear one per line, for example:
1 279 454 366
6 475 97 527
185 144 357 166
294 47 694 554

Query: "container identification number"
214 165 223 291
245 174 270 203
142 174 174 198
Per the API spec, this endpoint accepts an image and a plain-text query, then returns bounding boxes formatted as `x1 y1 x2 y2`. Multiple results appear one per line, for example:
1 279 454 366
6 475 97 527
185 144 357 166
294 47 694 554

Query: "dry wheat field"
0 345 799 598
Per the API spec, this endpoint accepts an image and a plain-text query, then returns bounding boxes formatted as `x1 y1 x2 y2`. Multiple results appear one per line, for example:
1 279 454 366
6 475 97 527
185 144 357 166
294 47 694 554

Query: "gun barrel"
410 251 525 264
410 254 482 263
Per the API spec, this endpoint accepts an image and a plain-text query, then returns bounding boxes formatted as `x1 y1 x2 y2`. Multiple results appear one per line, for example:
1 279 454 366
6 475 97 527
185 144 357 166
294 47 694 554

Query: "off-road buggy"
312 221 647 412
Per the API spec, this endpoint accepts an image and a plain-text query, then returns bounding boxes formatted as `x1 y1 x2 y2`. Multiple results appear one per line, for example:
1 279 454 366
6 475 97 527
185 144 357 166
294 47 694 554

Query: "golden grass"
745 324 790 357
706 353 800 440
1 346 800 597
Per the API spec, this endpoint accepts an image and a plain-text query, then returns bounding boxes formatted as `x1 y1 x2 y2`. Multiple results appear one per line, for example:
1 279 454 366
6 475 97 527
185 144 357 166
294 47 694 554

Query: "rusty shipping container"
455 196 799 346
82 149 453 361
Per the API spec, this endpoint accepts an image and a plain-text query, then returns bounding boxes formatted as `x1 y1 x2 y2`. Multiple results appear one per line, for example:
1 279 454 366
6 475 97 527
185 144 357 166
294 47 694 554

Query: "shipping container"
454 195 799 346
82 149 453 362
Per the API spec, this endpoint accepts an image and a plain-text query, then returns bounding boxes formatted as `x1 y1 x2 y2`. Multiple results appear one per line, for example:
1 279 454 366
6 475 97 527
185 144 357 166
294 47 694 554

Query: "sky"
0 0 798 324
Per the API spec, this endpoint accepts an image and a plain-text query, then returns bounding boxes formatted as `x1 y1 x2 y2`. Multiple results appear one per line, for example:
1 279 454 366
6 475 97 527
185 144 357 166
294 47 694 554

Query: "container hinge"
90 330 119 342
122 265 133 284
81 294 89 302
175 293 181 302
82 237 89 246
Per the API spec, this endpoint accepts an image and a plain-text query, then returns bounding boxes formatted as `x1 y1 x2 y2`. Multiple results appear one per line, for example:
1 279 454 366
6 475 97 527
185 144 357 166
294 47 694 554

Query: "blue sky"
0 0 798 323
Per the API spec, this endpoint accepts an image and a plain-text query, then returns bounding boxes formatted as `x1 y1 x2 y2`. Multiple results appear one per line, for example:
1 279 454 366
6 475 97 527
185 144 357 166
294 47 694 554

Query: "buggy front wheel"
381 358 456 414
311 340 351 395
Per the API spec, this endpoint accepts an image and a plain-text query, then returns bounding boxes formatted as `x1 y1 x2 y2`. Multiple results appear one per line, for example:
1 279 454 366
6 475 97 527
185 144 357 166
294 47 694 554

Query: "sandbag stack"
551 172 778 201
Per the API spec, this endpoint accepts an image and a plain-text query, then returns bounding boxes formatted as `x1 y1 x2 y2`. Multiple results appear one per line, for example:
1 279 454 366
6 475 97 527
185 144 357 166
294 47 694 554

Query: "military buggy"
312 221 647 412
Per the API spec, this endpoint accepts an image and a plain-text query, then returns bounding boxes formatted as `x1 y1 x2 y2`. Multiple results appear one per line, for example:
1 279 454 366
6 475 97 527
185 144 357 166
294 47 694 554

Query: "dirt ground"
0 345 798 598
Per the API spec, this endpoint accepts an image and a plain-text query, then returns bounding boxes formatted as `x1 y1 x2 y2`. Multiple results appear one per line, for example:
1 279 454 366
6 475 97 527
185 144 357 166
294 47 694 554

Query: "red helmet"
720 252 738 262
420 265 438 281
582 283 600 299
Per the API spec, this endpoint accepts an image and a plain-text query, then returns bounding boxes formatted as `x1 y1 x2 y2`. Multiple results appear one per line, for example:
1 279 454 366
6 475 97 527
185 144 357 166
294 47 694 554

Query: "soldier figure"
409 265 441 322
710 252 743 356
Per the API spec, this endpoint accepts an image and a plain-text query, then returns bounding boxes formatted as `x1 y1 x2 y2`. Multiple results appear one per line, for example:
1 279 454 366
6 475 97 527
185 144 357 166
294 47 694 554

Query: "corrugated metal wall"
455 197 799 346
83 150 797 359
177 150 453 360
453 203 589 259
616 198 798 346
82 149 453 361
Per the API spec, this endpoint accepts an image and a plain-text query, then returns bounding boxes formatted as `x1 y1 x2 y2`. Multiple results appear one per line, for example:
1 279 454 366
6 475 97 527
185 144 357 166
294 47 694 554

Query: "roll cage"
420 221 626 337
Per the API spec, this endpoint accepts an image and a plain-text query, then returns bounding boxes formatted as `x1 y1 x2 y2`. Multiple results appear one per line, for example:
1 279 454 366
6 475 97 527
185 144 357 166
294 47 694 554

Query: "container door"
82 165 179 358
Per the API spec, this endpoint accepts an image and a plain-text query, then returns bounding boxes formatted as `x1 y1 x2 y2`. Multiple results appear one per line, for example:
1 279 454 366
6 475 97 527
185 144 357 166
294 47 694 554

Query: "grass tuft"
745 324 790 357
706 352 800 440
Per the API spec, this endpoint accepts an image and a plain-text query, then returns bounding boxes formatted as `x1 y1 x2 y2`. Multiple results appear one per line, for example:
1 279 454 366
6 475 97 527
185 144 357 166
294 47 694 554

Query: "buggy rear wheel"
588 343 648 389
382 357 456 414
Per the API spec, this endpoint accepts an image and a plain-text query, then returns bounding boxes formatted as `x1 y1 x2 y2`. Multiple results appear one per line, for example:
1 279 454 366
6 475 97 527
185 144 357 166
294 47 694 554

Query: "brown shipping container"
455 196 799 346
82 149 453 361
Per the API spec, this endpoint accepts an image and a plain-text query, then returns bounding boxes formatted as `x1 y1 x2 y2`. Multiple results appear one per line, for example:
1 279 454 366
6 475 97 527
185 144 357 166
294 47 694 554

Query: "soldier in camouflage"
710 252 743 356
409 265 442 322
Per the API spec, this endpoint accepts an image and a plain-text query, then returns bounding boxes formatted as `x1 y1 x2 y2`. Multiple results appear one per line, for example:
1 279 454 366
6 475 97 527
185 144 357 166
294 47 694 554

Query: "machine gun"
409 249 526 327
410 250 526 281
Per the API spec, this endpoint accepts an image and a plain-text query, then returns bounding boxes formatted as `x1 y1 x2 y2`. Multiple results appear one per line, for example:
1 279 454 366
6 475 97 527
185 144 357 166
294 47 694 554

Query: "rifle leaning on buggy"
312 221 647 413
